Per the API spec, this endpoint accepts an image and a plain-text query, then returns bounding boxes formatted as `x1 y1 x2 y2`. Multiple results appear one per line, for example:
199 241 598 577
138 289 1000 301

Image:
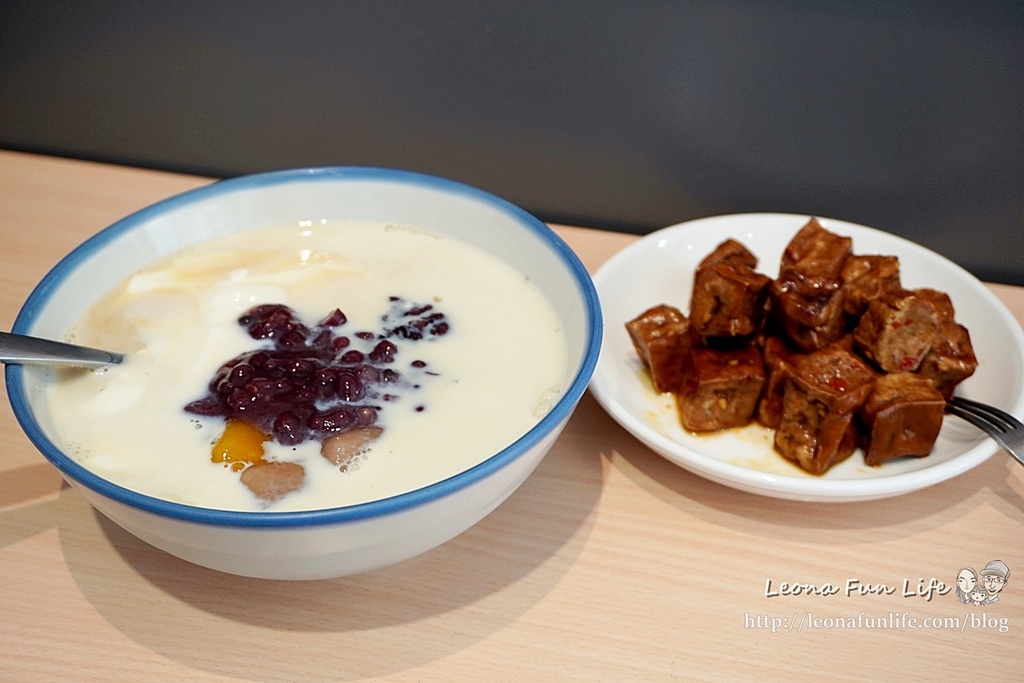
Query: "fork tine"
948 396 1017 432
945 400 1007 436
945 396 1024 468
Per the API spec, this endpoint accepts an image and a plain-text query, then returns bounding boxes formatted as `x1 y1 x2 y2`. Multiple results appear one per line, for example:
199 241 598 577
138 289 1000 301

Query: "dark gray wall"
2 1 1022 283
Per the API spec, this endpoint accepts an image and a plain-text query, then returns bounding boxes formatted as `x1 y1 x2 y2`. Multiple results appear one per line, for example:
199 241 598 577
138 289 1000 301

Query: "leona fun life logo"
955 560 1010 606
763 560 1011 603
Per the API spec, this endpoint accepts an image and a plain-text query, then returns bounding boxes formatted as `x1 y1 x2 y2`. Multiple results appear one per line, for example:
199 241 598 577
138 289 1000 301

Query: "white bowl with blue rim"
5 167 602 579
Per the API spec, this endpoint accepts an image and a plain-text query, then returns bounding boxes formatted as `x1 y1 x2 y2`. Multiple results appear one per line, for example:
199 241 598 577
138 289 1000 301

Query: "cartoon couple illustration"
956 560 1010 605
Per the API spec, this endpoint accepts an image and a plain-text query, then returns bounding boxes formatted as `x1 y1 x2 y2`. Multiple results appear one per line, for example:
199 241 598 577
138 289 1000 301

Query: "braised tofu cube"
756 336 807 429
770 272 848 352
918 322 978 398
677 346 765 432
625 305 694 393
841 254 901 318
774 346 875 475
913 288 956 323
853 289 941 373
769 219 853 352
780 217 853 275
860 373 945 465
901 288 976 397
698 238 759 270
689 261 771 339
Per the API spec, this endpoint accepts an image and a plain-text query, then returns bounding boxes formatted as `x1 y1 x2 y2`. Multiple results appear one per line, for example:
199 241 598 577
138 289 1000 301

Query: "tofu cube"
913 287 956 323
918 322 978 398
898 288 977 397
840 254 902 318
853 289 941 373
780 217 853 274
769 218 853 352
698 238 759 270
625 305 694 393
774 346 875 475
677 345 765 432
860 373 945 465
689 261 771 339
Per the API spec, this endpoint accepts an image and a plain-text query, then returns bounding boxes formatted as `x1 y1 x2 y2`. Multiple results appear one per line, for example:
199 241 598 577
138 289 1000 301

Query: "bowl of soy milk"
5 166 602 579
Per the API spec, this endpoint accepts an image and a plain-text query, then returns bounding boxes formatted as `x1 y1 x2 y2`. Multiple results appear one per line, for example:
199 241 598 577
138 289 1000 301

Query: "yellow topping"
211 419 269 464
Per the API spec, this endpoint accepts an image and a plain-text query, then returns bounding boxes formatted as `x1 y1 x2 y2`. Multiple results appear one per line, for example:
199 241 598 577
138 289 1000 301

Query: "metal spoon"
0 331 124 368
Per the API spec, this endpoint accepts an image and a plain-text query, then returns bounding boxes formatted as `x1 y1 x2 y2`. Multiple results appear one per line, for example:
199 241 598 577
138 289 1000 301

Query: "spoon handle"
0 331 124 368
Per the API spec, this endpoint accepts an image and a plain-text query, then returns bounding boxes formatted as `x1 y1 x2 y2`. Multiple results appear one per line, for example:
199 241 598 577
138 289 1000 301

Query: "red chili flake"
828 377 849 391
899 356 916 371
891 321 902 329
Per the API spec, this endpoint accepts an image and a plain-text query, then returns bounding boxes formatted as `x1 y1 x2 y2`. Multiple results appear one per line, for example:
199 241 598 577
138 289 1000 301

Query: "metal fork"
945 396 1024 468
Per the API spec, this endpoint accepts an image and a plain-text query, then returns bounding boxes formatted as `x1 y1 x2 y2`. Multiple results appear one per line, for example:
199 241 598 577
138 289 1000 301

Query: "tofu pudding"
45 221 570 511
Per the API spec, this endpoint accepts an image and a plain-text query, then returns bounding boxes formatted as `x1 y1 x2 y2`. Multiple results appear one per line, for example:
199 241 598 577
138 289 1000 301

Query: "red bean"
183 300 446 448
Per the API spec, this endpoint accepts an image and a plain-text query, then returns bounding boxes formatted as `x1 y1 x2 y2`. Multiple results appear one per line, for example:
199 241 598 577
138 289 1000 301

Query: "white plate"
590 213 1024 502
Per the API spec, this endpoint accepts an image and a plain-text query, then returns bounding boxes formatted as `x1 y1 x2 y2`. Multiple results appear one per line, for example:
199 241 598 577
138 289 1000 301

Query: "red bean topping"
184 299 448 448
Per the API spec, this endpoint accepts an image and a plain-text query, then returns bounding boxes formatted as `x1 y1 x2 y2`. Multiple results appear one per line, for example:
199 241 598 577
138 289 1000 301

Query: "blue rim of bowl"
5 166 603 527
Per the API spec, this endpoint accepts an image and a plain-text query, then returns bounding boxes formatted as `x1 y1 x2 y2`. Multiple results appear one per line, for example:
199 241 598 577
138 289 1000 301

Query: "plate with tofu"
589 213 1024 502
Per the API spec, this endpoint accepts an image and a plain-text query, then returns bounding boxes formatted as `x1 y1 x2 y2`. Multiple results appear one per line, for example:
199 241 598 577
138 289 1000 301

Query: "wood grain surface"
1 150 1022 682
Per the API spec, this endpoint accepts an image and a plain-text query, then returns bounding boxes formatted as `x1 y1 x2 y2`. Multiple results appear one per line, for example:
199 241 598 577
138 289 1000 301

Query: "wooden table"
1 150 1022 682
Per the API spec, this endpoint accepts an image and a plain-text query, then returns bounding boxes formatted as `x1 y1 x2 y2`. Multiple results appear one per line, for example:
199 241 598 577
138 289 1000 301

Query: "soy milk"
46 221 570 511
